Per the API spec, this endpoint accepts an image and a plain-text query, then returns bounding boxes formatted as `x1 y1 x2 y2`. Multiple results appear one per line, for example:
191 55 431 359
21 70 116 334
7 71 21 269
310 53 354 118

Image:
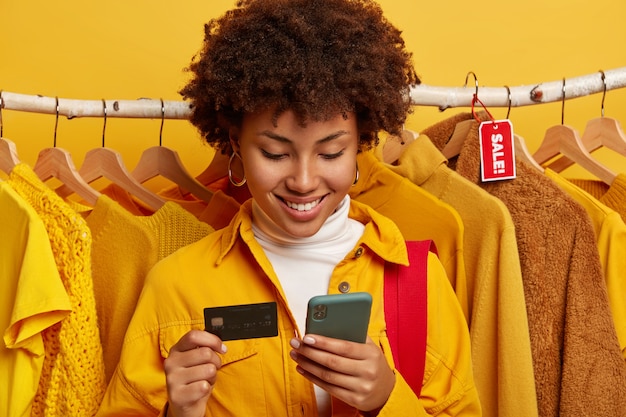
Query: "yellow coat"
377 136 537 417
97 199 481 417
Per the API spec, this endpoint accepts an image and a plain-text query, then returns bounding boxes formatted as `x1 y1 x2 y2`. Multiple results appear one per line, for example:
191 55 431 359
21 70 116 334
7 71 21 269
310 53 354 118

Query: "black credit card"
204 302 278 341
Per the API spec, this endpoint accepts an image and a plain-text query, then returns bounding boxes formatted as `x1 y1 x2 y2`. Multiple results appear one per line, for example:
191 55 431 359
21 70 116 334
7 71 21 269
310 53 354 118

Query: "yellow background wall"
1 0 625 181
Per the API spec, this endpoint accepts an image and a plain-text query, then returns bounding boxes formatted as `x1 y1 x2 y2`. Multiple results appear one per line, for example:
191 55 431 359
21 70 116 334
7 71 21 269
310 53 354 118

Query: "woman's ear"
229 127 240 154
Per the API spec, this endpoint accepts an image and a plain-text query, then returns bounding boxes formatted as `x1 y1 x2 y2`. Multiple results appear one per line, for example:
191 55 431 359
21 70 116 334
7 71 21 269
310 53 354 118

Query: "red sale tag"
479 119 516 182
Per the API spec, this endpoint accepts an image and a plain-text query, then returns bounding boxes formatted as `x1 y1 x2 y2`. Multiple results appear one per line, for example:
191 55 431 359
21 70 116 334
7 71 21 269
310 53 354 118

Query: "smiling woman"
94 1 481 416
3 0 625 416
233 108 359 238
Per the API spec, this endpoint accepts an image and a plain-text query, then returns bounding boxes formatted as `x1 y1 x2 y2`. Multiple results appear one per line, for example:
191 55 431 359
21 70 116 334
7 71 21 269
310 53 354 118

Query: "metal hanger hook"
464 71 479 97
54 96 60 147
504 85 512 119
561 78 566 125
159 98 165 147
102 99 108 147
599 70 607 118
0 90 4 137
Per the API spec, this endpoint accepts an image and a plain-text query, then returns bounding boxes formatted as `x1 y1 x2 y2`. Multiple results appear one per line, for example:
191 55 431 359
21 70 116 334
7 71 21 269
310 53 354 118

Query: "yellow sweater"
568 173 626 223
7 163 106 417
81 195 214 382
378 135 537 417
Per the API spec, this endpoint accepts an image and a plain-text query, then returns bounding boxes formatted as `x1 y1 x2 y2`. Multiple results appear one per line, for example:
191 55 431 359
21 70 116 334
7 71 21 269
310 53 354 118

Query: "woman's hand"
164 330 227 417
289 335 395 414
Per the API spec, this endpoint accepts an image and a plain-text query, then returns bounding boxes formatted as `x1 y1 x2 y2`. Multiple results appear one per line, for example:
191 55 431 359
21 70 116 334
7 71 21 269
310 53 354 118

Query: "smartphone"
305 292 372 343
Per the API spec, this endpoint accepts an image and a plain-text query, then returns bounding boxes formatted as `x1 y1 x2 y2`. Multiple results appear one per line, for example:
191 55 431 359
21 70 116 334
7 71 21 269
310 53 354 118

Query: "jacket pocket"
159 325 269 417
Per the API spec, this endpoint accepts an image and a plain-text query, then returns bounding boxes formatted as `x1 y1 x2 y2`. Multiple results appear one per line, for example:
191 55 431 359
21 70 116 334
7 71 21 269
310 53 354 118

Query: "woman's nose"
285 161 318 193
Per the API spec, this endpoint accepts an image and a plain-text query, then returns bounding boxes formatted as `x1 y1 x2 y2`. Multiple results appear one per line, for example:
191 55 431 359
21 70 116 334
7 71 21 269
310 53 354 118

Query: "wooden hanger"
534 78 616 185
34 147 101 206
546 71 626 172
0 93 20 174
442 72 481 160
55 100 166 210
533 124 615 185
33 97 100 205
514 134 544 173
547 118 626 172
581 116 626 156
0 137 20 175
194 148 231 186
131 146 213 203
131 99 213 203
59 147 166 210
441 119 474 159
502 86 543 173
382 128 418 165
582 70 626 157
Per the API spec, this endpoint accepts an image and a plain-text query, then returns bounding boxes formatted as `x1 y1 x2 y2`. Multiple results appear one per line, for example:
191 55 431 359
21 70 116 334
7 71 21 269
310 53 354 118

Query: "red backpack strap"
384 240 435 397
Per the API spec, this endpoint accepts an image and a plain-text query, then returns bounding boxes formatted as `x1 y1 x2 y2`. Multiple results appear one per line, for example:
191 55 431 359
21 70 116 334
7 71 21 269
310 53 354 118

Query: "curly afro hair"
180 0 420 154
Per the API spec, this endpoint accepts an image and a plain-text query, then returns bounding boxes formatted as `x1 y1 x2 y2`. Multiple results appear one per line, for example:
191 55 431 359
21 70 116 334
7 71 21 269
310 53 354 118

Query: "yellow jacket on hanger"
377 135 537 417
351 151 469 318
96 199 481 417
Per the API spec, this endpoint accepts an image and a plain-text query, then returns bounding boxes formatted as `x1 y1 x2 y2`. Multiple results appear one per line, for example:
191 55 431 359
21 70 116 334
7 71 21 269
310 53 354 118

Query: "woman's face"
232 107 359 238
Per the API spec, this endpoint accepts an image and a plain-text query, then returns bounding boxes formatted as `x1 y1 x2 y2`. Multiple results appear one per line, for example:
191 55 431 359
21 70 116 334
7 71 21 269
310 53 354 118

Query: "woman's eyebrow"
259 130 351 144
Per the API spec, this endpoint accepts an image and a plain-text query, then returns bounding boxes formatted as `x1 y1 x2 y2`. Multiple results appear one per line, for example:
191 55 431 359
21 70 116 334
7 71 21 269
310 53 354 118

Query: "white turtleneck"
252 195 365 416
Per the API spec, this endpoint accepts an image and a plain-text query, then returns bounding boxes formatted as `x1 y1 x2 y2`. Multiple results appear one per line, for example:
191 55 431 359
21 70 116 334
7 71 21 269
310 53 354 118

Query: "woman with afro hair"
96 0 481 416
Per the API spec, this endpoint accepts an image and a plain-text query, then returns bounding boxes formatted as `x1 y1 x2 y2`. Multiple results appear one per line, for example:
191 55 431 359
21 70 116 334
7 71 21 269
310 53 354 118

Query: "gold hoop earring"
228 152 247 187
352 163 359 186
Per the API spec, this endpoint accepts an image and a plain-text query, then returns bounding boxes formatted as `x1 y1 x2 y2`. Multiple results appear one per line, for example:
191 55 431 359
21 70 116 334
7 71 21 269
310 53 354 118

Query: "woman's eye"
322 150 344 160
261 149 286 160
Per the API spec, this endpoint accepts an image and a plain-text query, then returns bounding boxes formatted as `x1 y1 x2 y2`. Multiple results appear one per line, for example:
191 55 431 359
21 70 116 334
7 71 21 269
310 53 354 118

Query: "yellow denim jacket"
96 199 481 417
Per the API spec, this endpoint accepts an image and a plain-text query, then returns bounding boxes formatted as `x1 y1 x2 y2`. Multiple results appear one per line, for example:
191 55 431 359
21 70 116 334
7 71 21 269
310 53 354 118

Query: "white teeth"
286 198 320 212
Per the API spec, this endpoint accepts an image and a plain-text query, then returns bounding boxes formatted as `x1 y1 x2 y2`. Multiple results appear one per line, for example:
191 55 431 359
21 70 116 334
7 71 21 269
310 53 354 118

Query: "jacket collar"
375 134 448 186
217 198 409 266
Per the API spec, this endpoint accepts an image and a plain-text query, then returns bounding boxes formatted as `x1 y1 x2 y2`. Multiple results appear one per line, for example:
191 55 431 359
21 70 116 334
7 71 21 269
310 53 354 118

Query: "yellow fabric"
100 183 241 231
377 136 537 417
97 199 481 417
7 163 106 417
351 151 469 318
156 186 241 230
80 195 214 382
567 173 626 224
0 182 71 417
423 113 626 417
546 168 626 359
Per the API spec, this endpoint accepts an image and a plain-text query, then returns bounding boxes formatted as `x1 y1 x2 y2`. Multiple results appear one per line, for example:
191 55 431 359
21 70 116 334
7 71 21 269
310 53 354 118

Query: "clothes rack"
2 67 625 119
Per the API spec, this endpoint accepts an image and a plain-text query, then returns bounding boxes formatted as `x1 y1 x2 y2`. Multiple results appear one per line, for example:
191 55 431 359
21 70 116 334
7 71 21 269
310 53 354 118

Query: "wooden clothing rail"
1 67 626 120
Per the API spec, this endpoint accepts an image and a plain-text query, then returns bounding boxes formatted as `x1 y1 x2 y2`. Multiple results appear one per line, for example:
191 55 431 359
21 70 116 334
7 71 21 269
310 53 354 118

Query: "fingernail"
290 338 301 349
220 343 228 353
303 335 316 345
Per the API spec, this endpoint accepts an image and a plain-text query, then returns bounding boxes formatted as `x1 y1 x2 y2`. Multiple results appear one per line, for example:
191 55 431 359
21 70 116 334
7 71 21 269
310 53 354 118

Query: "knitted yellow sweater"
8 163 106 417
83 194 213 382
568 173 626 223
